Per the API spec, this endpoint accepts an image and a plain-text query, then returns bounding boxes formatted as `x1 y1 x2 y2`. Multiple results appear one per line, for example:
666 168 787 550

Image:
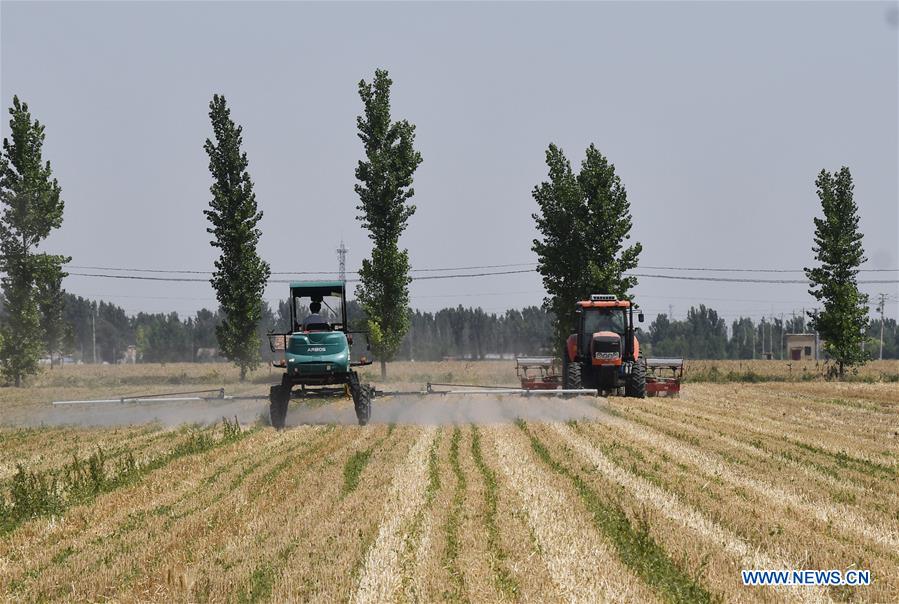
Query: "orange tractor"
562 294 647 397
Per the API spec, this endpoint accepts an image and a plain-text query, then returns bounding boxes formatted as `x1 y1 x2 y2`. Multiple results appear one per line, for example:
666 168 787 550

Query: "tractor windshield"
583 308 626 335
292 295 344 332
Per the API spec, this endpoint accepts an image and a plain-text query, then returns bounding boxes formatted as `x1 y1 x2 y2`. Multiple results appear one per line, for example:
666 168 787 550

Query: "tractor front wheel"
564 359 582 390
625 357 646 398
269 384 290 429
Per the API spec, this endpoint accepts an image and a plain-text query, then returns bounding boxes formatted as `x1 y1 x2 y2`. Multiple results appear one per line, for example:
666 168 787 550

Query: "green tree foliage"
35 257 68 367
804 167 869 377
649 309 749 360
203 95 271 381
96 301 131 363
396 306 554 361
657 312 808 360
532 143 642 350
868 318 898 359
728 317 756 359
354 69 422 379
648 309 727 359
0 96 69 385
192 308 221 350
134 313 191 363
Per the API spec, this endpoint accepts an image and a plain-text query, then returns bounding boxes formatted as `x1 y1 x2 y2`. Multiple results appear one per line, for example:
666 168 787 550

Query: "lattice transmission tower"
337 240 348 283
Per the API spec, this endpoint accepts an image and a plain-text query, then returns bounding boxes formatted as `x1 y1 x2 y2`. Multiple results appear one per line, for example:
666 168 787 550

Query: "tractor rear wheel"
349 372 372 426
565 359 582 390
269 384 290 429
625 356 646 398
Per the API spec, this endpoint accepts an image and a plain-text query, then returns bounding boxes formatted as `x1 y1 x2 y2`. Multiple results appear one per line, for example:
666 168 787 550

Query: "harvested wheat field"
1 365 897 602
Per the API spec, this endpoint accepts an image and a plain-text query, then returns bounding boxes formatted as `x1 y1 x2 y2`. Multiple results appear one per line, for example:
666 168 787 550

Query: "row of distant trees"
56 294 555 363
55 293 898 363
646 306 898 360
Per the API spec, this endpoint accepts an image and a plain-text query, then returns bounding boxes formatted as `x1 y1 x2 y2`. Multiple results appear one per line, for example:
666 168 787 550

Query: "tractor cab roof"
577 300 631 308
577 294 631 309
289 281 346 298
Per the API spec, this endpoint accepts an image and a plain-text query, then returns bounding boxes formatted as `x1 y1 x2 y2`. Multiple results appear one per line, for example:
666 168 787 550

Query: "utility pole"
768 316 772 359
877 293 886 361
813 307 820 361
751 322 756 359
91 308 97 364
759 317 765 358
779 313 784 360
336 239 348 283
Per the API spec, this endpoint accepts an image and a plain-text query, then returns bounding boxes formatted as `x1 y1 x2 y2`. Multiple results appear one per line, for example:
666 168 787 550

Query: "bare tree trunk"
240 365 247 382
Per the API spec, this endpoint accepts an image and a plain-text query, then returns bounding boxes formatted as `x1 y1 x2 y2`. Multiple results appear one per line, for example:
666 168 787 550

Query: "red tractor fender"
633 335 640 361
566 334 578 362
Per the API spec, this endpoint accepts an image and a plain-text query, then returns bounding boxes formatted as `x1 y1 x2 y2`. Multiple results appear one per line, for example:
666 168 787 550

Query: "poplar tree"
354 69 422 379
204 95 270 381
532 143 641 349
804 167 869 378
0 96 69 385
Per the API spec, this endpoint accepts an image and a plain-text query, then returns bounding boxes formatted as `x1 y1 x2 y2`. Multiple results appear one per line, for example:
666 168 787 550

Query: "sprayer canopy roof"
289 281 345 299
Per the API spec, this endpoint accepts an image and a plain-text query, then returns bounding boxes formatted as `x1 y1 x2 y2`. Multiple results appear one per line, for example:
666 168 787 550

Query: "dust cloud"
5 398 269 428
7 394 608 429
288 394 609 427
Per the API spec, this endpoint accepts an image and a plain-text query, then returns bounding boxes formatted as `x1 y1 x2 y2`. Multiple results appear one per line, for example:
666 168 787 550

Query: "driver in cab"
302 301 328 331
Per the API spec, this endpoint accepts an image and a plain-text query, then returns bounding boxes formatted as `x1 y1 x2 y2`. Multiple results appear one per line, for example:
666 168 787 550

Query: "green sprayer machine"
267 281 374 428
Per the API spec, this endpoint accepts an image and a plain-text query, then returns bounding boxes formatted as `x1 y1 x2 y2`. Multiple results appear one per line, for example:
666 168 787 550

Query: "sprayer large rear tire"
626 356 646 399
565 360 582 390
269 384 290 429
349 373 372 426
355 387 372 426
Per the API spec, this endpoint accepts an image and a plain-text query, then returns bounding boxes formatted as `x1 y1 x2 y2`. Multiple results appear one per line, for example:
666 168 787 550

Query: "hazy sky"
2 1 897 325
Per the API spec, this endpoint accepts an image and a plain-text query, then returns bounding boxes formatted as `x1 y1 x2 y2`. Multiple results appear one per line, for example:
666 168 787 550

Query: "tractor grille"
292 362 334 375
592 336 621 360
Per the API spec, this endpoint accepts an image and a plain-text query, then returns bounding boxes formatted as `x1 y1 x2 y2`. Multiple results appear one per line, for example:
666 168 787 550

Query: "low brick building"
785 333 820 361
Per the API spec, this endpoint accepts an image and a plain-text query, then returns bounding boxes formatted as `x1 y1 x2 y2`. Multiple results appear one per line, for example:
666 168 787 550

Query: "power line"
64 262 897 275
407 269 536 280
64 268 540 283
68 273 209 282
64 269 899 285
65 261 540 275
408 262 537 273
628 273 898 285
639 265 898 273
